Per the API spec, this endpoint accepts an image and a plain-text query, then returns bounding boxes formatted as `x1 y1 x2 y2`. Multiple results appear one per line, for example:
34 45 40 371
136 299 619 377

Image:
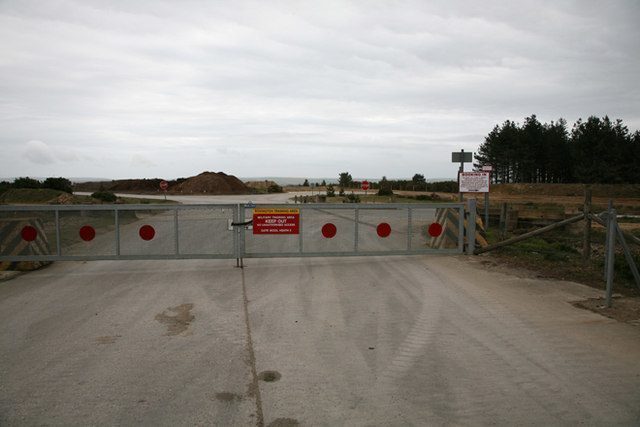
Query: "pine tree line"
475 115 640 184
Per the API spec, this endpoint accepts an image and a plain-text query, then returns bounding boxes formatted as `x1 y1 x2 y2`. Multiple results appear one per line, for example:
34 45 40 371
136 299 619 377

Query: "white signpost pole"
458 149 465 202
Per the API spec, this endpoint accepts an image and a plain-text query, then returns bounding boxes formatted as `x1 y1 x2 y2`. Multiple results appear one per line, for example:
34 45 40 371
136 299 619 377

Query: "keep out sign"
253 208 300 235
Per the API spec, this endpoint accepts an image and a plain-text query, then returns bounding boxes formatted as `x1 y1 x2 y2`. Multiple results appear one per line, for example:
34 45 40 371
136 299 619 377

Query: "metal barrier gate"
0 203 470 262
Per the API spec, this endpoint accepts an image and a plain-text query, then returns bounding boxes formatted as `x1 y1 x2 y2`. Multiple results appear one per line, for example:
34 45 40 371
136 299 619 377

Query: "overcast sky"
1 0 639 180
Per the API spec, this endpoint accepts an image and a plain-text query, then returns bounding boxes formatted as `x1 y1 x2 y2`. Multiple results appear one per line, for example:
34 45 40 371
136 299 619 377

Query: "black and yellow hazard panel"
0 219 51 271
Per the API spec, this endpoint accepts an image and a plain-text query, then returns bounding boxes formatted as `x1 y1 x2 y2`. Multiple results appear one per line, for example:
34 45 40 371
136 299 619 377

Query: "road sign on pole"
452 149 473 201
159 180 169 200
451 151 473 163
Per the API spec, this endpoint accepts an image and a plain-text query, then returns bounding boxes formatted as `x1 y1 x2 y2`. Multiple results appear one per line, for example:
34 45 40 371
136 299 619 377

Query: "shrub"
0 181 12 195
267 183 283 193
13 177 42 189
377 176 393 196
43 177 73 193
427 180 458 193
91 191 117 203
344 193 361 203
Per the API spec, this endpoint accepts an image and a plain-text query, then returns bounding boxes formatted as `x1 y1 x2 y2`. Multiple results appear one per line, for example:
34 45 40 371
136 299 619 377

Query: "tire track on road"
240 267 264 427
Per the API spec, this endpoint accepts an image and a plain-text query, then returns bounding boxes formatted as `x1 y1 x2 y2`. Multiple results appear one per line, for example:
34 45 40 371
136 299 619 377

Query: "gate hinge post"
466 198 477 255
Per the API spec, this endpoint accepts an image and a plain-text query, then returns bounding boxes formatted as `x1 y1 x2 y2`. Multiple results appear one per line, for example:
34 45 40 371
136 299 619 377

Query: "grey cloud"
23 140 56 165
1 0 639 179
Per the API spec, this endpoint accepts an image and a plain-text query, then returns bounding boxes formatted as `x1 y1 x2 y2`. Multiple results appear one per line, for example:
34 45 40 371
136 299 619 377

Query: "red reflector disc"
377 223 391 238
428 223 443 237
322 223 337 238
21 225 37 242
139 225 155 241
79 225 96 242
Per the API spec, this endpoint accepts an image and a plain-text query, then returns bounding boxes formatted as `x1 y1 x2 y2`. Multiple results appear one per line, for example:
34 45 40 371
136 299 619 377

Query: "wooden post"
499 203 508 240
582 186 592 263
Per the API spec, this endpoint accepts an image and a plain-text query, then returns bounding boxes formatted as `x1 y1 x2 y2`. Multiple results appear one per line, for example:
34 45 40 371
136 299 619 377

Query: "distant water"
241 177 454 185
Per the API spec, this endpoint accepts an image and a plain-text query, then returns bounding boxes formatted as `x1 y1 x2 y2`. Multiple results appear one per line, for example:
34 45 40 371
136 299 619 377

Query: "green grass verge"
0 188 66 204
486 226 640 296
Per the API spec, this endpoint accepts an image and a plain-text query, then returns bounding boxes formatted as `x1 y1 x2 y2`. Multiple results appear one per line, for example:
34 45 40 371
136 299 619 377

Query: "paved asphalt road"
73 191 307 205
1 254 640 426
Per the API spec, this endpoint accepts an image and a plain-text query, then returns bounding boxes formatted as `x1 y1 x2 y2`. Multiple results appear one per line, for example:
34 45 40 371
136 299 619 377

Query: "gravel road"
1 255 639 425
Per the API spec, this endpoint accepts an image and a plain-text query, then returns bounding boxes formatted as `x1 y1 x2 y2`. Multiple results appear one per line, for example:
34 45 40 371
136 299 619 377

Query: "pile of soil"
74 172 250 195
171 172 249 194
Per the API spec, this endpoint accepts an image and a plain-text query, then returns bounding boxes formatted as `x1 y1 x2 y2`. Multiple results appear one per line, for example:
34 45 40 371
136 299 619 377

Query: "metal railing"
0 203 468 262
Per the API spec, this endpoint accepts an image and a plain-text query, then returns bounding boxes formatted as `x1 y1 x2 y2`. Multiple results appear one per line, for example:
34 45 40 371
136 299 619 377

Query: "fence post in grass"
499 203 508 240
582 186 592 263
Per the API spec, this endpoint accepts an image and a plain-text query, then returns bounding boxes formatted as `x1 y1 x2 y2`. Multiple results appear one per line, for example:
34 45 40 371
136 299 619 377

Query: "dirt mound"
74 172 250 195
172 172 249 194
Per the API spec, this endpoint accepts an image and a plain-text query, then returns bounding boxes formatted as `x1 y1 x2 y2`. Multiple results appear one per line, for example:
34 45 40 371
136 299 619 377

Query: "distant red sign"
253 209 300 235
159 180 169 191
362 181 370 191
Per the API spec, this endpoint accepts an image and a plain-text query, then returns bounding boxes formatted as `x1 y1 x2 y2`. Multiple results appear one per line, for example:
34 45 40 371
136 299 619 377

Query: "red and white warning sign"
253 208 300 235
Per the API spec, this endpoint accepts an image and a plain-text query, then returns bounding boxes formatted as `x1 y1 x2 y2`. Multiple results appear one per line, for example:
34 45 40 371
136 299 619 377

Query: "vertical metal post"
240 204 246 266
115 208 120 257
467 199 477 255
235 204 243 266
55 209 61 256
604 200 613 280
234 205 240 267
484 192 489 231
174 208 180 255
407 207 413 251
458 149 464 202
354 207 359 253
298 207 303 254
605 208 617 308
458 206 465 253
